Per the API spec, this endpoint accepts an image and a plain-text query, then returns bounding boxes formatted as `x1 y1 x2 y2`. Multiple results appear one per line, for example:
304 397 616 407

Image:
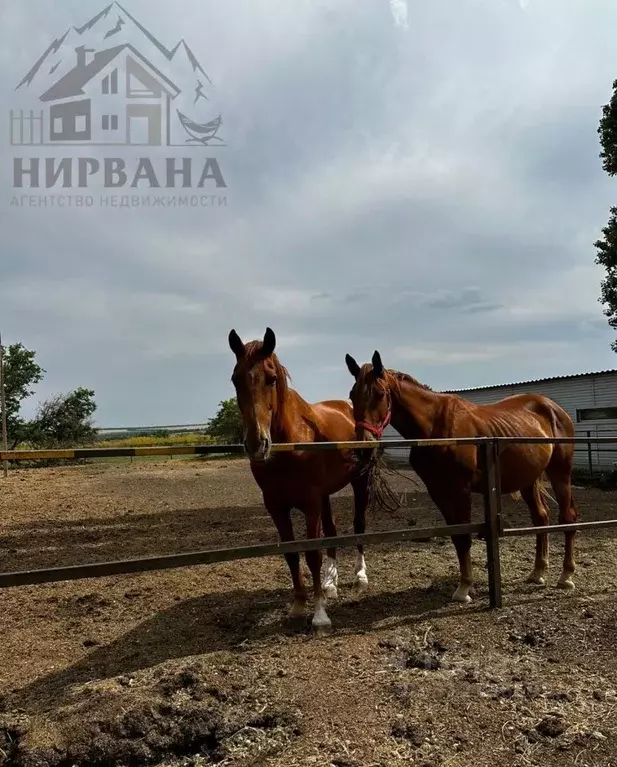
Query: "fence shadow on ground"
1 488 610 576
0 497 431 574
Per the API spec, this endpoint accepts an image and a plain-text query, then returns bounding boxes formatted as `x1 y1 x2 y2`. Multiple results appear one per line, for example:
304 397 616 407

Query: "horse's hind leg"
351 473 370 593
520 482 549 586
546 451 578 590
449 497 474 604
321 496 339 599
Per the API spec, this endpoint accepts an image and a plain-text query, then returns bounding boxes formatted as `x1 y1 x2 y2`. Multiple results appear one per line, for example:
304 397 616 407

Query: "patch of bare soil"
1 458 617 766
1 657 300 766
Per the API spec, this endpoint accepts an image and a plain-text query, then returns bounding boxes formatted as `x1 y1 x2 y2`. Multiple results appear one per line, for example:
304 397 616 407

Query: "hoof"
323 584 338 600
287 602 306 622
452 588 472 604
526 573 546 586
353 577 369 594
557 578 575 590
285 613 307 633
311 620 333 637
452 594 472 604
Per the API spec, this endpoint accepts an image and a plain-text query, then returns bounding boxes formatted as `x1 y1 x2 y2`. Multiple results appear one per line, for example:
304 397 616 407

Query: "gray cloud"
2 0 617 426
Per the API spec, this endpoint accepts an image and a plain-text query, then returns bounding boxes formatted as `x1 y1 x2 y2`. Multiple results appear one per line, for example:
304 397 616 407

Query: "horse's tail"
510 474 556 506
538 474 557 506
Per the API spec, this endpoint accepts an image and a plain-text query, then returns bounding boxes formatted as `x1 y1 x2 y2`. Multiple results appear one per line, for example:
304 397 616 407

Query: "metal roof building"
384 369 617 471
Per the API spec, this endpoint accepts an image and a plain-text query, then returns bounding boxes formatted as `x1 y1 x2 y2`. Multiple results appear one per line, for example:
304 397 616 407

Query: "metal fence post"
587 430 593 476
481 438 503 608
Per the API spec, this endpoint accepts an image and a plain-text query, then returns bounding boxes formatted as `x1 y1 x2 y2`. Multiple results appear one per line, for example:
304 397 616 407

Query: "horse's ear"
372 350 384 378
345 353 361 379
228 329 245 358
261 327 276 357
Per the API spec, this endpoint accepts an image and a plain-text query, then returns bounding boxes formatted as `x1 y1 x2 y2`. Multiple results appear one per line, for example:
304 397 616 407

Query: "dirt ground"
1 456 617 767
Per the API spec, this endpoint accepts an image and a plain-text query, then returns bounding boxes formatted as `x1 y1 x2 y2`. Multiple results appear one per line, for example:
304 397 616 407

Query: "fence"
2 435 617 612
574 425 617 473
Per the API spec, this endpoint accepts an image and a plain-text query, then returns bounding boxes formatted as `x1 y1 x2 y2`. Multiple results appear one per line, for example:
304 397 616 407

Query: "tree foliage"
595 81 617 350
28 387 97 449
594 207 617 351
1 340 97 451
598 80 617 177
1 342 45 447
206 397 244 444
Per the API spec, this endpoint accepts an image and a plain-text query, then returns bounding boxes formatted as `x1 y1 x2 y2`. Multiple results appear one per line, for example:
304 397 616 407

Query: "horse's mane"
243 340 292 433
384 368 434 393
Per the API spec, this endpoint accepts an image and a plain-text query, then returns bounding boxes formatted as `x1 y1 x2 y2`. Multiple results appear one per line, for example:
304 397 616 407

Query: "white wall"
382 423 407 465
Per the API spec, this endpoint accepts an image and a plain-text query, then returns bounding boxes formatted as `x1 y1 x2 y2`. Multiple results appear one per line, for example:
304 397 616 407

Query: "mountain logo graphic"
9 2 225 148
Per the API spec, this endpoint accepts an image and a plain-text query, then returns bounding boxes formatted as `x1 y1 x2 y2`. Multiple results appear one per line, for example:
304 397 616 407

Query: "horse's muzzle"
245 434 271 462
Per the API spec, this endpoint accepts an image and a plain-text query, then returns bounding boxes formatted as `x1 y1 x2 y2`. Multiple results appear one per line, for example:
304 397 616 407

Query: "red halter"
355 408 391 439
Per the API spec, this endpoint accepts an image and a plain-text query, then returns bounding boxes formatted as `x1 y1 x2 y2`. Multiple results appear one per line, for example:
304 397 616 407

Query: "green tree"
598 81 617 176
1 342 45 447
595 81 617 350
28 387 97 449
206 397 244 444
594 208 617 351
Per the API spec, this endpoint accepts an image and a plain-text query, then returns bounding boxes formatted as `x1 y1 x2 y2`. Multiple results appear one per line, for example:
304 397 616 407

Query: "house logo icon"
9 2 225 148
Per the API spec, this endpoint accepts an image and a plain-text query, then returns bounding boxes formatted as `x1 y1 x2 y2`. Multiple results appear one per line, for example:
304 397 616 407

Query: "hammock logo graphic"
9 2 225 149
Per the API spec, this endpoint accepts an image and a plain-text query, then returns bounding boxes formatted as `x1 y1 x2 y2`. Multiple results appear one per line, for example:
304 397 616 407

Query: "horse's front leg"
302 498 332 634
427 483 474 604
351 473 370 593
267 503 308 622
320 495 339 599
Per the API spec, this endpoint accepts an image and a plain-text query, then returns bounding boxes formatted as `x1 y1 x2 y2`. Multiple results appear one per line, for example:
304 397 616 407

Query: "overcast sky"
2 0 617 427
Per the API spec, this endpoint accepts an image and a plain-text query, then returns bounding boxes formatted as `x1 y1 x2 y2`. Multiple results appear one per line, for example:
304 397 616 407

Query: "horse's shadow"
11 575 486 714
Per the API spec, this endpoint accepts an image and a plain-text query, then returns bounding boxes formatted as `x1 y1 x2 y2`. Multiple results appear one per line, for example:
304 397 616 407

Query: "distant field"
95 433 213 448
9 432 215 452
6 432 240 467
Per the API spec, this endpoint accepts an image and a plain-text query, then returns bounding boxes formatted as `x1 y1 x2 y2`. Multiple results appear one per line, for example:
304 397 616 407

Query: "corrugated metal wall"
381 372 617 470
383 423 407 464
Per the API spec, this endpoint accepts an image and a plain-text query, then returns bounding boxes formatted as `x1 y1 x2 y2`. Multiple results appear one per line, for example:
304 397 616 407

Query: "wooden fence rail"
4 433 617 463
0 522 484 590
1 436 616 612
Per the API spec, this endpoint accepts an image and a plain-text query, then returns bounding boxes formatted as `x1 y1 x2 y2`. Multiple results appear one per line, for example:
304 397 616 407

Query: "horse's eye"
267 375 277 387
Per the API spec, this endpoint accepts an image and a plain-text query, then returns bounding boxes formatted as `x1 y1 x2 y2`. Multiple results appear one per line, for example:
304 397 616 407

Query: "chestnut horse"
345 350 578 603
228 327 371 633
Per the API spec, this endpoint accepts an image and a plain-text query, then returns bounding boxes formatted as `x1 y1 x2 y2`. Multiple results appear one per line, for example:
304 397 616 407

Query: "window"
75 115 87 133
576 407 617 422
102 70 118 94
102 115 119 131
53 117 63 133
